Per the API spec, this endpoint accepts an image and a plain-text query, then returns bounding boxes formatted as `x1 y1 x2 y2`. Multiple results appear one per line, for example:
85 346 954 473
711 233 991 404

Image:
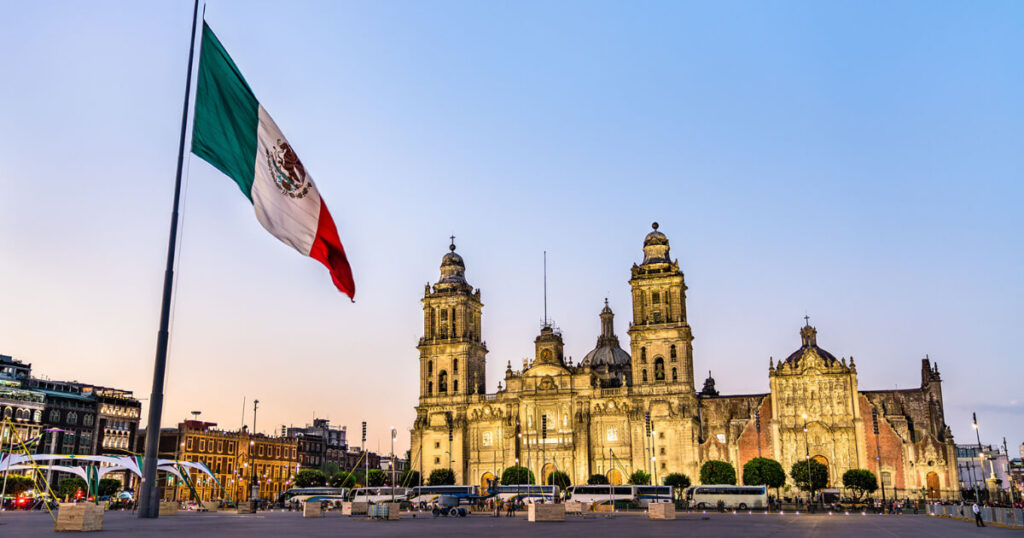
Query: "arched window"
454 359 459 373
84 414 94 427
439 371 448 393
427 381 433 395
654 357 665 381
672 367 677 382
640 347 647 364
427 360 433 375
67 411 78 425
670 345 677 361
453 379 459 393
49 410 59 423
2 407 11 419
642 370 648 383
15 408 26 421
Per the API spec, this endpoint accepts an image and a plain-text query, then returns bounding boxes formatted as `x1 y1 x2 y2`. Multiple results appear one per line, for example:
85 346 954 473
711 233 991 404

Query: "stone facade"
411 225 959 499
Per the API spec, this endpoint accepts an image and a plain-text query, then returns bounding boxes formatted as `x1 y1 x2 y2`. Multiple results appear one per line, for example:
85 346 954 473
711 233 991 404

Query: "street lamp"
972 413 986 502
390 427 397 503
802 413 813 507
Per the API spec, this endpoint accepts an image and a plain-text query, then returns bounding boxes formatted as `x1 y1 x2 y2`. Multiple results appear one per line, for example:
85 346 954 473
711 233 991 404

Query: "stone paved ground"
0 509 1014 537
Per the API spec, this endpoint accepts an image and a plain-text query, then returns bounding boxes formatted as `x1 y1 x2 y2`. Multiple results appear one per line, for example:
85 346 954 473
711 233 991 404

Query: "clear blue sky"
1 1 1021 455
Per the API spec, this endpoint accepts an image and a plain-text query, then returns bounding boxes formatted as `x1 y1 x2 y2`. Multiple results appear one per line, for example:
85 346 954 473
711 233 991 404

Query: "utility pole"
362 421 368 487
802 414 813 508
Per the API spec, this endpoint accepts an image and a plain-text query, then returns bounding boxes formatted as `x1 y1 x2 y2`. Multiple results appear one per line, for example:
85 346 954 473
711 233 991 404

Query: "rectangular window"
435 441 441 449
276 446 281 458
187 437 194 451
882 471 892 486
259 445 265 457
482 431 493 447
217 440 223 452
199 439 206 452
434 456 440 464
606 428 618 442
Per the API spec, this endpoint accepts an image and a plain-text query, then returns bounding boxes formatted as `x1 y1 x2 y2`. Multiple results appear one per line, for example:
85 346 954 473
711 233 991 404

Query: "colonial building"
151 420 299 502
411 224 959 499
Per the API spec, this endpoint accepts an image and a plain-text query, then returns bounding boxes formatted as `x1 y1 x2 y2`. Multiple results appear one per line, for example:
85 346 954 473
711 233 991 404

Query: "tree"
323 461 341 477
97 478 122 497
587 474 609 485
330 471 356 488
663 473 691 501
700 460 737 485
842 469 878 501
5 476 34 496
399 470 421 488
628 470 651 485
547 471 571 489
742 457 786 495
500 466 535 485
428 468 456 486
58 477 87 499
366 469 387 487
789 460 828 493
294 469 328 488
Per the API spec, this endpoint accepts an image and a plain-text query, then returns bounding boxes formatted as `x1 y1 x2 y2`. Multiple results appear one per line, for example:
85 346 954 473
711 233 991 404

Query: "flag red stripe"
309 198 355 299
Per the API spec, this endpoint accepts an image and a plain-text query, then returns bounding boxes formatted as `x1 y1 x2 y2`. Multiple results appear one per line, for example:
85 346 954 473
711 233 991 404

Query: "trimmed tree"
330 471 356 488
58 477 88 499
428 468 456 486
587 474 609 485
5 476 35 496
500 466 535 485
628 470 651 485
842 469 878 501
547 471 571 489
294 469 328 488
700 460 737 485
742 457 786 495
366 469 387 487
97 478 122 497
789 460 828 493
663 473 691 501
399 470 421 488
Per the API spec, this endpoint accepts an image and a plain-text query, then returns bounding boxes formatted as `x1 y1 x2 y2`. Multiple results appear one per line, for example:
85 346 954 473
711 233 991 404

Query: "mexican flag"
191 22 355 299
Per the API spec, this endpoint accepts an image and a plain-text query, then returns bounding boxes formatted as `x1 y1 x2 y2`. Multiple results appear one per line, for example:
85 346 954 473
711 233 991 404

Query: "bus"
407 485 478 506
278 487 349 507
494 485 558 504
686 485 767 509
567 485 637 506
350 487 410 504
636 485 674 507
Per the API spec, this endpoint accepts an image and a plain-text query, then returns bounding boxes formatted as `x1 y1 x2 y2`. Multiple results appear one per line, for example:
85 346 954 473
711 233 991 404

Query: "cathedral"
411 224 958 499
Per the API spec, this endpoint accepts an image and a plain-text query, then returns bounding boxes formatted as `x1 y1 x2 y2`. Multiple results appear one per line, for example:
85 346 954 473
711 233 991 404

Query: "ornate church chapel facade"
411 224 958 498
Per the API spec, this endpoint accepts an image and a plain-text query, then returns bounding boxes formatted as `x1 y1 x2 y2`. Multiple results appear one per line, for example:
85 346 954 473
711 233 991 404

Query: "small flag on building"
191 22 355 299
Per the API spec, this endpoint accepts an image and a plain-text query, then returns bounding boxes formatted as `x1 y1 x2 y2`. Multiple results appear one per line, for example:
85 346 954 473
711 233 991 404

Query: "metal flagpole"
138 0 201 519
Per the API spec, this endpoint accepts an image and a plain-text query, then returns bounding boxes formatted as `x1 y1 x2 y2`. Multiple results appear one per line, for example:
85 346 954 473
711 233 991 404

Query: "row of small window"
2 407 41 422
187 437 236 454
45 410 94 426
103 436 130 449
427 307 481 340
425 365 459 395
100 405 139 418
640 365 678 383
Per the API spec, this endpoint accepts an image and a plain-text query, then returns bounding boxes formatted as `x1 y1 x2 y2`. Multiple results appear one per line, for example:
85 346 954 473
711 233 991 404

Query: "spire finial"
449 235 456 251
804 314 810 326
604 298 609 306
652 221 659 230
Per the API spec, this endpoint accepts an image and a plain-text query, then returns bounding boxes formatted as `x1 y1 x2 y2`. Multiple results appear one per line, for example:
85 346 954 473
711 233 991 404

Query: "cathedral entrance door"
541 463 555 485
926 472 940 499
607 469 623 486
812 455 830 486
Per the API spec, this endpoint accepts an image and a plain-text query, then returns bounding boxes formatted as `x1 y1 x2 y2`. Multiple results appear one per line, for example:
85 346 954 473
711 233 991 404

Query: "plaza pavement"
0 508 1013 537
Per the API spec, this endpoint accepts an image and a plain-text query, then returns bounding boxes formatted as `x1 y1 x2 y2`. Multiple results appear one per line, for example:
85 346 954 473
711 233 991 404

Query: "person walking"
972 502 985 527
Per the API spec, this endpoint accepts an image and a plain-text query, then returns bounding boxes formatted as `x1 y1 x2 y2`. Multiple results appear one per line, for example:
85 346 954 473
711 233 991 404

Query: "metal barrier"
927 503 1023 529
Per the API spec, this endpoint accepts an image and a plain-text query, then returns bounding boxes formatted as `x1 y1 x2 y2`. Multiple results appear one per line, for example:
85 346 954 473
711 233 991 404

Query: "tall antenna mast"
543 251 548 326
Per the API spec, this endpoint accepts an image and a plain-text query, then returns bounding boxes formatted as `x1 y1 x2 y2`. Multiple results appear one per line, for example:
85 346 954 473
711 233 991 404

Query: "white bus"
278 487 349 507
350 487 410 504
407 485 478 505
686 485 767 510
494 485 558 504
636 485 674 507
567 485 636 506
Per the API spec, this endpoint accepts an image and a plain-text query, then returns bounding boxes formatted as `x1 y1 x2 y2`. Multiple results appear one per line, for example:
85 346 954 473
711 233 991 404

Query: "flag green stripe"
191 22 259 200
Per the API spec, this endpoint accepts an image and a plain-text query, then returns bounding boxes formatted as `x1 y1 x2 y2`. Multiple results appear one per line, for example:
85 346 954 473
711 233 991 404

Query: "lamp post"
515 457 521 501
871 408 886 512
250 400 259 503
1004 437 1017 507
972 413 987 502
390 427 397 503
802 413 813 507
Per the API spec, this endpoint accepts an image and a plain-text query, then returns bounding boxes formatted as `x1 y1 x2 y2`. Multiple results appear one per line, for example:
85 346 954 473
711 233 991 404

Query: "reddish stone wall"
736 397 773 483
858 394 908 491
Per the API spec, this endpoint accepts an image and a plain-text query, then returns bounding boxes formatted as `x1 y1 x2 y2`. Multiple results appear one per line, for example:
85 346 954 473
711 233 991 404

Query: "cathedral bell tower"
627 223 694 390
418 238 487 401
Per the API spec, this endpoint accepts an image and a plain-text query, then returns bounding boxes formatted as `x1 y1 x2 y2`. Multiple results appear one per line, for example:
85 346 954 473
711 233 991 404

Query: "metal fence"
927 503 1024 529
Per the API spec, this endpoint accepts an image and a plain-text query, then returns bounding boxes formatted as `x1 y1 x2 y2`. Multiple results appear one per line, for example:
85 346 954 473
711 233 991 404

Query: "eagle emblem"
265 139 311 198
